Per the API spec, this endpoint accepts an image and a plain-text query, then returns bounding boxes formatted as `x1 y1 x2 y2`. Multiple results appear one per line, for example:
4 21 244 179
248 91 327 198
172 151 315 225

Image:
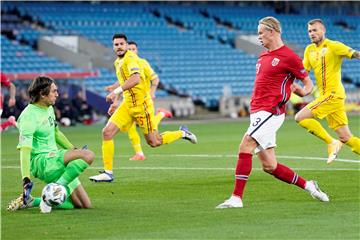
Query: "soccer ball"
41 183 67 207
60 117 71 127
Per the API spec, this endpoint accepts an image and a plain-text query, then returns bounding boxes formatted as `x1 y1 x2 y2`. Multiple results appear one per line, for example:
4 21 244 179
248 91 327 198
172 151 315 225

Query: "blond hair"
259 16 282 33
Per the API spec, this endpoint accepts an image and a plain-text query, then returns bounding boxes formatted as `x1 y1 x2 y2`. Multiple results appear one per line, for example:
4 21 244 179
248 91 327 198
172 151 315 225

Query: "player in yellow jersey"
294 19 360 164
89 34 197 182
127 41 174 160
103 41 173 161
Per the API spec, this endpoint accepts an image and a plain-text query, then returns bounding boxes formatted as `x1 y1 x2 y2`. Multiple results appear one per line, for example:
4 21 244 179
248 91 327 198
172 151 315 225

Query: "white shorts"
246 111 285 153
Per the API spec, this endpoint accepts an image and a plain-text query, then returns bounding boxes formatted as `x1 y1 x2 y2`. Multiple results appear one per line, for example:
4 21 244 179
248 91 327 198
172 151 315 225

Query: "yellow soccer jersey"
140 58 158 92
303 38 355 98
114 51 148 107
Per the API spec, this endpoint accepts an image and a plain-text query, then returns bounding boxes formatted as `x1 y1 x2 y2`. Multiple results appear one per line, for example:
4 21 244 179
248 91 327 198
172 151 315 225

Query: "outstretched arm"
19 147 31 180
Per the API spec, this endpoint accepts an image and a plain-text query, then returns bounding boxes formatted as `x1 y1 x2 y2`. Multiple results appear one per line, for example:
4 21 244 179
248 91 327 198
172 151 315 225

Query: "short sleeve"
1 72 11 87
126 53 141 76
287 53 308 80
302 46 312 72
142 59 158 81
332 41 355 59
17 114 36 149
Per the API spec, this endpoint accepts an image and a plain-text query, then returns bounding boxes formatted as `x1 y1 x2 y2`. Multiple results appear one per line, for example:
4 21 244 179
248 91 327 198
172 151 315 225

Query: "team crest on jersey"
117 59 124 67
321 47 327 56
271 58 280 66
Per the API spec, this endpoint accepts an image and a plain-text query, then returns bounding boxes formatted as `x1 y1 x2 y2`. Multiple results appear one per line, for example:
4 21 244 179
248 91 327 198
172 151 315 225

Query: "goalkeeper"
7 76 95 213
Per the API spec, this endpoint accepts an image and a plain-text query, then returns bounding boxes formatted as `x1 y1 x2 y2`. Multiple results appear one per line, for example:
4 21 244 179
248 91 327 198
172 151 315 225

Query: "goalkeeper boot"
180 125 198 144
89 170 114 182
305 180 329 202
216 195 243 209
327 140 342 164
23 178 33 205
7 194 34 211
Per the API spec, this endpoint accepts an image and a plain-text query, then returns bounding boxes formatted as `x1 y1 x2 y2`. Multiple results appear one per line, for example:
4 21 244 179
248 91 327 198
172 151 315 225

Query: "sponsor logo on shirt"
48 116 55 126
271 58 280 66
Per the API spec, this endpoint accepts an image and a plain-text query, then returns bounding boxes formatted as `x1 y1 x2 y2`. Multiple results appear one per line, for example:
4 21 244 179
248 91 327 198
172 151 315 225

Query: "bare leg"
70 184 91 208
64 149 95 165
144 131 162 147
256 148 277 173
335 125 352 143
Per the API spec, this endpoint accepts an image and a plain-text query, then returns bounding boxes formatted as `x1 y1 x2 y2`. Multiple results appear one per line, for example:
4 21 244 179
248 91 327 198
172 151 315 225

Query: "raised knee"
83 150 95 165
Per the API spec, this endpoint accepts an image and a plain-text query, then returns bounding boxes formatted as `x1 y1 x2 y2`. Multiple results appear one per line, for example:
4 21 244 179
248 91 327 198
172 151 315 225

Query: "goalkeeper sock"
56 160 89 186
102 140 114 171
161 130 183 144
233 153 252 198
298 119 333 144
31 197 41 207
345 136 360 155
271 163 306 189
56 197 74 209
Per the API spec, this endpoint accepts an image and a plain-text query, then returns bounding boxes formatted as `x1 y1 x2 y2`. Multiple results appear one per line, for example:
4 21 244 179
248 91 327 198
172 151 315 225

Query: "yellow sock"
345 136 360 155
128 124 143 154
102 140 114 171
153 113 164 129
298 119 333 144
161 130 183 144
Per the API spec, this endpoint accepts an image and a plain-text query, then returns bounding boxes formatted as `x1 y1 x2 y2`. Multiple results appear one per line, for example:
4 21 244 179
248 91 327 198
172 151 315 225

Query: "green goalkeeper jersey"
17 104 58 156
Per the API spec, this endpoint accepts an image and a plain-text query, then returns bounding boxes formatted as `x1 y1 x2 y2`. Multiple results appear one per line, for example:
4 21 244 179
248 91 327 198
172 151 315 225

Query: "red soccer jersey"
1 72 11 87
250 45 308 115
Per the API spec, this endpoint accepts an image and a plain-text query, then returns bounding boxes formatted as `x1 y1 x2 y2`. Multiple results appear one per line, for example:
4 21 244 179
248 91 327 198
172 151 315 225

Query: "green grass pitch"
1 116 359 239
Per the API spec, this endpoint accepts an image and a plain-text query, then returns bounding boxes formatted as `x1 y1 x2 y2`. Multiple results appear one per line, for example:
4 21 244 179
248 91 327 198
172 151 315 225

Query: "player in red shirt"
217 17 329 209
1 72 17 132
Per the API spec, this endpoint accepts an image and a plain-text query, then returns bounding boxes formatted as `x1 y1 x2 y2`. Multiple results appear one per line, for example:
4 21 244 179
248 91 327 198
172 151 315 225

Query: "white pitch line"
1 165 358 171
1 153 359 163
114 154 359 163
